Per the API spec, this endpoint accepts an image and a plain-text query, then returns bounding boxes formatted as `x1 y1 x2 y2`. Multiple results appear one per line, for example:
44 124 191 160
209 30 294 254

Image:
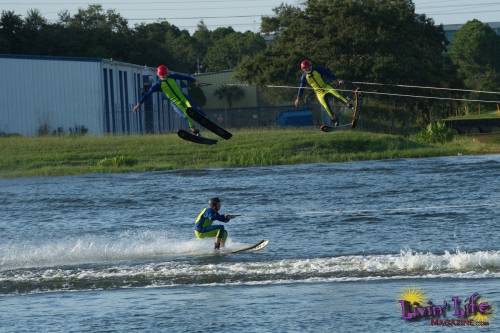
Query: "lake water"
1 155 500 332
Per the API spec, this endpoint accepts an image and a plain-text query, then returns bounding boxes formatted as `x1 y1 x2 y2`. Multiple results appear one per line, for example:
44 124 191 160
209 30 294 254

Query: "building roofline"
101 58 155 71
0 54 157 71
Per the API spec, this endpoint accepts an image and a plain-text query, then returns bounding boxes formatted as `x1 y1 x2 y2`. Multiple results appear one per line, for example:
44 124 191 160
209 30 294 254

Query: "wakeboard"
177 129 217 145
223 240 269 254
186 108 232 140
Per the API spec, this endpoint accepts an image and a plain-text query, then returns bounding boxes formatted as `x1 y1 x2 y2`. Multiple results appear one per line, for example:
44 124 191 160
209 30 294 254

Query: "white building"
0 54 189 136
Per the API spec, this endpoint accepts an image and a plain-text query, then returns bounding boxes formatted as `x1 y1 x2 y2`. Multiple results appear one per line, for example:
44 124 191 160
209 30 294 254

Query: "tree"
448 19 500 90
238 0 450 86
192 21 211 72
0 6 267 76
0 11 23 52
129 22 176 68
204 31 266 72
214 86 245 109
24 9 47 31
261 4 302 34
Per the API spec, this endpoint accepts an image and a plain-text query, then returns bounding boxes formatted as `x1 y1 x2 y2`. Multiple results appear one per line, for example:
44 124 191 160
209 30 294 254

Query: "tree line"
0 4 266 73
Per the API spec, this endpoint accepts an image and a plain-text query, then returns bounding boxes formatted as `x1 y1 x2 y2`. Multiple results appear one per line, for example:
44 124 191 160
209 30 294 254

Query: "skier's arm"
207 209 231 222
133 82 161 112
296 73 307 98
138 82 161 105
316 65 337 82
294 73 307 107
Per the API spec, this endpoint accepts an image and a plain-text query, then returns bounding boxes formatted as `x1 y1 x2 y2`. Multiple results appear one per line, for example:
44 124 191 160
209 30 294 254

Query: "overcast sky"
1 0 499 32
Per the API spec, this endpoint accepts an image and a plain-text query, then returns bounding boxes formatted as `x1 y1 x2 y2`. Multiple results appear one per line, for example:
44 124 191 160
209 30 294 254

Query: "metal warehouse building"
0 54 189 136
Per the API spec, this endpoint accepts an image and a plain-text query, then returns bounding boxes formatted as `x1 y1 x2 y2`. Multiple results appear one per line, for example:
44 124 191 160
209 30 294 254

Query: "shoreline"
2 129 500 178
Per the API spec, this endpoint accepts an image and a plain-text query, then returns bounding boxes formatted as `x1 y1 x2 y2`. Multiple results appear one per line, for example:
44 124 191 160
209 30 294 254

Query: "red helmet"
300 59 312 71
157 65 168 77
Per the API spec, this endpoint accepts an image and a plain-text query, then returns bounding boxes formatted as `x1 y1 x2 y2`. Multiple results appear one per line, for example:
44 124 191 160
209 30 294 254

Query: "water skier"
294 59 353 130
133 64 200 135
194 197 235 250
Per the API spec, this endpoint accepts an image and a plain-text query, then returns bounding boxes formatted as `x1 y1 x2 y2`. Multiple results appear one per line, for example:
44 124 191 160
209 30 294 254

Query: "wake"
0 231 247 271
1 246 500 295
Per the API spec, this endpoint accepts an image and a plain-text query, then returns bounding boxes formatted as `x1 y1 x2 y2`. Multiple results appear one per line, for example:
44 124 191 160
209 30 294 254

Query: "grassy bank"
1 129 500 178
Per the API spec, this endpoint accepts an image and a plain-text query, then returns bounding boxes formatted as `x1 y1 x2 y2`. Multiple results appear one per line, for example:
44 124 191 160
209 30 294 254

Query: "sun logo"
468 297 494 323
401 287 426 305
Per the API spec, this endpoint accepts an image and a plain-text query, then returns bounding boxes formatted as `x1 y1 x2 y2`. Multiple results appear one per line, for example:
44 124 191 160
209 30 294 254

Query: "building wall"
103 61 143 135
0 55 187 136
0 56 103 136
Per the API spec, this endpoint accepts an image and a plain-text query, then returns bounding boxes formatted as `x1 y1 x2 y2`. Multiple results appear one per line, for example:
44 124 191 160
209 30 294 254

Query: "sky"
0 0 499 32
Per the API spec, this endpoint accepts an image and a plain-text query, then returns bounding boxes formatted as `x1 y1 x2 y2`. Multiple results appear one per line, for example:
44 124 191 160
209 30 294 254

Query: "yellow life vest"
306 70 329 92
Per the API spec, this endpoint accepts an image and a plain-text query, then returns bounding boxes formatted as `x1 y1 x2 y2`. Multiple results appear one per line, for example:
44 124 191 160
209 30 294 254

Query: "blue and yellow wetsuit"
139 72 196 129
297 66 349 120
194 208 229 241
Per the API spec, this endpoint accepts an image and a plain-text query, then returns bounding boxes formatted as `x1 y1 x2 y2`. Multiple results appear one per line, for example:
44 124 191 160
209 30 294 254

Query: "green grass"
1 128 500 178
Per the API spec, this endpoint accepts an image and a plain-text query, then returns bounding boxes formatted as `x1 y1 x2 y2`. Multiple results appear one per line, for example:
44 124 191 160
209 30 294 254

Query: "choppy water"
1 155 500 332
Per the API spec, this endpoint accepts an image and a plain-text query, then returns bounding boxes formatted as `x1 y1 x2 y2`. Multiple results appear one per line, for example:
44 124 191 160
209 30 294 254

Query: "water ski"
223 240 269 254
320 88 362 132
351 88 362 129
320 124 334 132
320 123 351 132
177 130 217 145
187 108 232 140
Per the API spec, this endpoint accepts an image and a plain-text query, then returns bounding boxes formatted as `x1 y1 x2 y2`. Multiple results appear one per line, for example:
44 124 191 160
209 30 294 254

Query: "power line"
33 8 495 23
38 5 276 14
429 8 500 15
122 14 263 21
12 10 500 21
419 3 500 13
0 0 281 4
43 18 259 29
416 0 474 5
129 22 260 28
44 14 263 21
421 1 500 9
5 1 499 27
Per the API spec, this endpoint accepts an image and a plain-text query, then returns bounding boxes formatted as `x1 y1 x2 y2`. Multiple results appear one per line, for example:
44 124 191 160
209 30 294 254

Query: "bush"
416 121 455 144
97 155 138 168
